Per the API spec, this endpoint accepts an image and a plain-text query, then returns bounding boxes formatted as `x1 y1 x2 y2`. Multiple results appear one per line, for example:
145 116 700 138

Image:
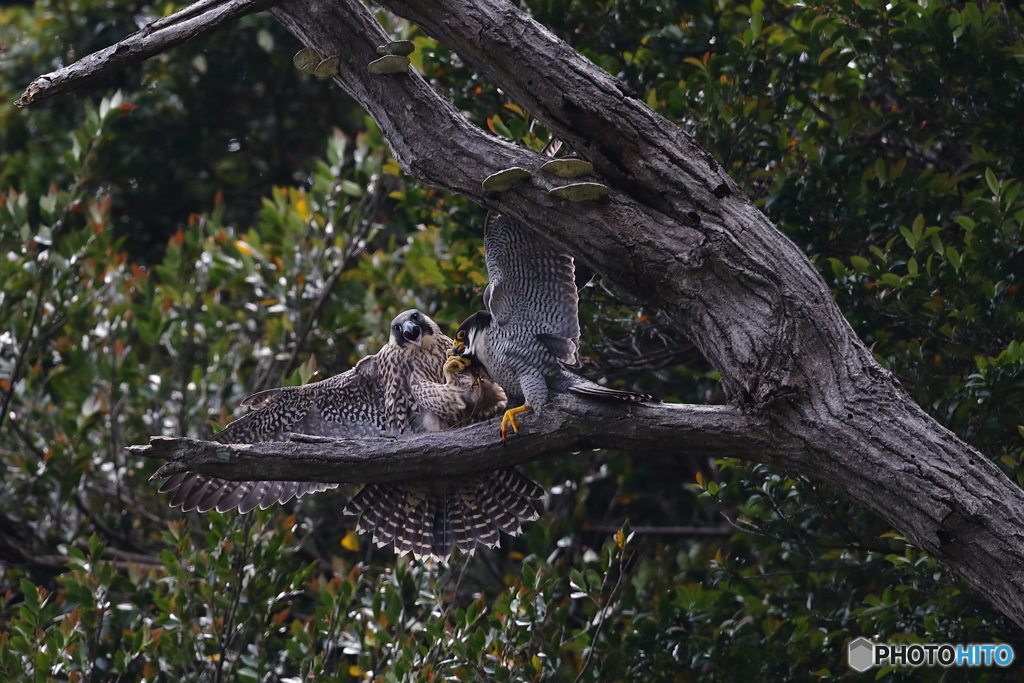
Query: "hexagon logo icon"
848 637 875 672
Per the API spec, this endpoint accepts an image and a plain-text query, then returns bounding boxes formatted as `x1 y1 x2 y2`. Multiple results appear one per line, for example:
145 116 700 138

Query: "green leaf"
20 580 40 614
985 167 1000 197
850 255 871 272
750 0 764 39
945 245 962 271
954 215 976 231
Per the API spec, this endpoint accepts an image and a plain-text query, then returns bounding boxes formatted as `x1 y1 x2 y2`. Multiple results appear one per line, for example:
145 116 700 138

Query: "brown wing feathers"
342 468 544 559
157 310 546 560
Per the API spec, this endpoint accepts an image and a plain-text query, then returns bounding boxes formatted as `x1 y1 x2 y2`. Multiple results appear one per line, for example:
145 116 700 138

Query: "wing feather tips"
568 381 660 403
341 470 546 560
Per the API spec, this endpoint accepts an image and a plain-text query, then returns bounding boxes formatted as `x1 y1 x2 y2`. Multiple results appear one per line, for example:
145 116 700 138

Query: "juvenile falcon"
158 309 543 558
446 214 658 439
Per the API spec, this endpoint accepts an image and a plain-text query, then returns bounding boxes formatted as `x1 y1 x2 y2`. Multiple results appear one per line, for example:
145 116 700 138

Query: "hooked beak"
401 320 422 347
449 339 465 356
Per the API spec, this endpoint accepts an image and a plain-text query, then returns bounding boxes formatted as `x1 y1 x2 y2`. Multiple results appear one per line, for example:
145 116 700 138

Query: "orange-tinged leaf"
294 194 309 223
341 531 360 551
234 240 254 256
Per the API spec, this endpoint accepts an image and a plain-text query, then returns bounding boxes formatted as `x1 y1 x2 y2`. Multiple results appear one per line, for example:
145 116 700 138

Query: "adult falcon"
446 214 658 440
158 309 543 558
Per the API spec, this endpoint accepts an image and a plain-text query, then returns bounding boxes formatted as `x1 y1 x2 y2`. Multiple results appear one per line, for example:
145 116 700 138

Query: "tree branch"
130 397 771 484
19 0 1024 628
15 0 283 107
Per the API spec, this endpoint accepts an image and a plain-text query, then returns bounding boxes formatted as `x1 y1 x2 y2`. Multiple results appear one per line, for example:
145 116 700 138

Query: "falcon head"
389 309 439 349
450 310 492 360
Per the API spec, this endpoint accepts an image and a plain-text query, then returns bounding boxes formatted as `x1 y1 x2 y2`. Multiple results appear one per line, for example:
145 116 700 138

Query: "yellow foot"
500 405 533 441
443 355 472 383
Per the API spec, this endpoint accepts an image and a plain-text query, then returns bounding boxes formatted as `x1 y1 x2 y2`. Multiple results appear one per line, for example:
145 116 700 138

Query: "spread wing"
159 355 386 513
483 212 581 367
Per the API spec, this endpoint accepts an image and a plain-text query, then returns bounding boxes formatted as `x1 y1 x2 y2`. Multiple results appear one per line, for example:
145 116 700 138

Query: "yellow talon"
500 405 533 441
443 355 472 383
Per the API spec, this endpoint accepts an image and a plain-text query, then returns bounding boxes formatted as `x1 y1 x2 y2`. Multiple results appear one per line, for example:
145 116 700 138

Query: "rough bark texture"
260 0 1024 624
18 0 1024 626
15 0 283 107
132 397 768 482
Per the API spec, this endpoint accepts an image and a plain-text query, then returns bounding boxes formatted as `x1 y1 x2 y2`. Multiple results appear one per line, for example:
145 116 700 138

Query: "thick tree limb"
263 0 1024 627
18 0 1024 627
130 397 772 484
15 0 283 107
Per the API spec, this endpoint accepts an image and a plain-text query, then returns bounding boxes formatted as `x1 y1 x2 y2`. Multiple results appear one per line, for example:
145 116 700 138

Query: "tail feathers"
159 473 336 513
568 378 659 403
345 468 545 559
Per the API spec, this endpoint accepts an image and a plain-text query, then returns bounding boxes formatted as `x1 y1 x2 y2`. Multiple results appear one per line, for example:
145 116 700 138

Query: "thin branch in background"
278 172 397 384
583 524 736 536
425 557 471 675
0 279 46 439
215 515 258 683
15 0 285 107
573 541 632 683
0 130 111 438
72 493 143 554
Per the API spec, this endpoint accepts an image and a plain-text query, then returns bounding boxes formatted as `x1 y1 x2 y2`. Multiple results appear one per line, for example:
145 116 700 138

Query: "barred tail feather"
346 469 545 560
568 378 659 403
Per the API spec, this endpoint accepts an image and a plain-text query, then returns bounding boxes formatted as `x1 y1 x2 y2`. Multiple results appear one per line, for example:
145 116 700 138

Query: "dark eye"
457 331 464 339
411 311 420 321
393 324 400 331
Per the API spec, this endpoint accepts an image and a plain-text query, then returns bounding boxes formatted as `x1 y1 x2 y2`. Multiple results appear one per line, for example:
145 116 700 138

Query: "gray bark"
132 397 767 483
15 0 283 107
16 0 1024 627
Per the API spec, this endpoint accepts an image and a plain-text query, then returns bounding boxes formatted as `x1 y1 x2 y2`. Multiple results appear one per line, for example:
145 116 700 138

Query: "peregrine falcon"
158 309 544 558
446 214 658 439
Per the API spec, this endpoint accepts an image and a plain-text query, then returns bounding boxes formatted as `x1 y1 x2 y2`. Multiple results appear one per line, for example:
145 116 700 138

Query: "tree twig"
15 0 284 107
583 524 736 536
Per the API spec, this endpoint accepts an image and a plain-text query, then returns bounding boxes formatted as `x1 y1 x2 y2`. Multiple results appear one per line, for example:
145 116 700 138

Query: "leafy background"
1 0 1023 680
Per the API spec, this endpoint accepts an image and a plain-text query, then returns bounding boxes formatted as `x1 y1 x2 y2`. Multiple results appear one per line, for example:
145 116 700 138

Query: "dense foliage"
1 0 1023 680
